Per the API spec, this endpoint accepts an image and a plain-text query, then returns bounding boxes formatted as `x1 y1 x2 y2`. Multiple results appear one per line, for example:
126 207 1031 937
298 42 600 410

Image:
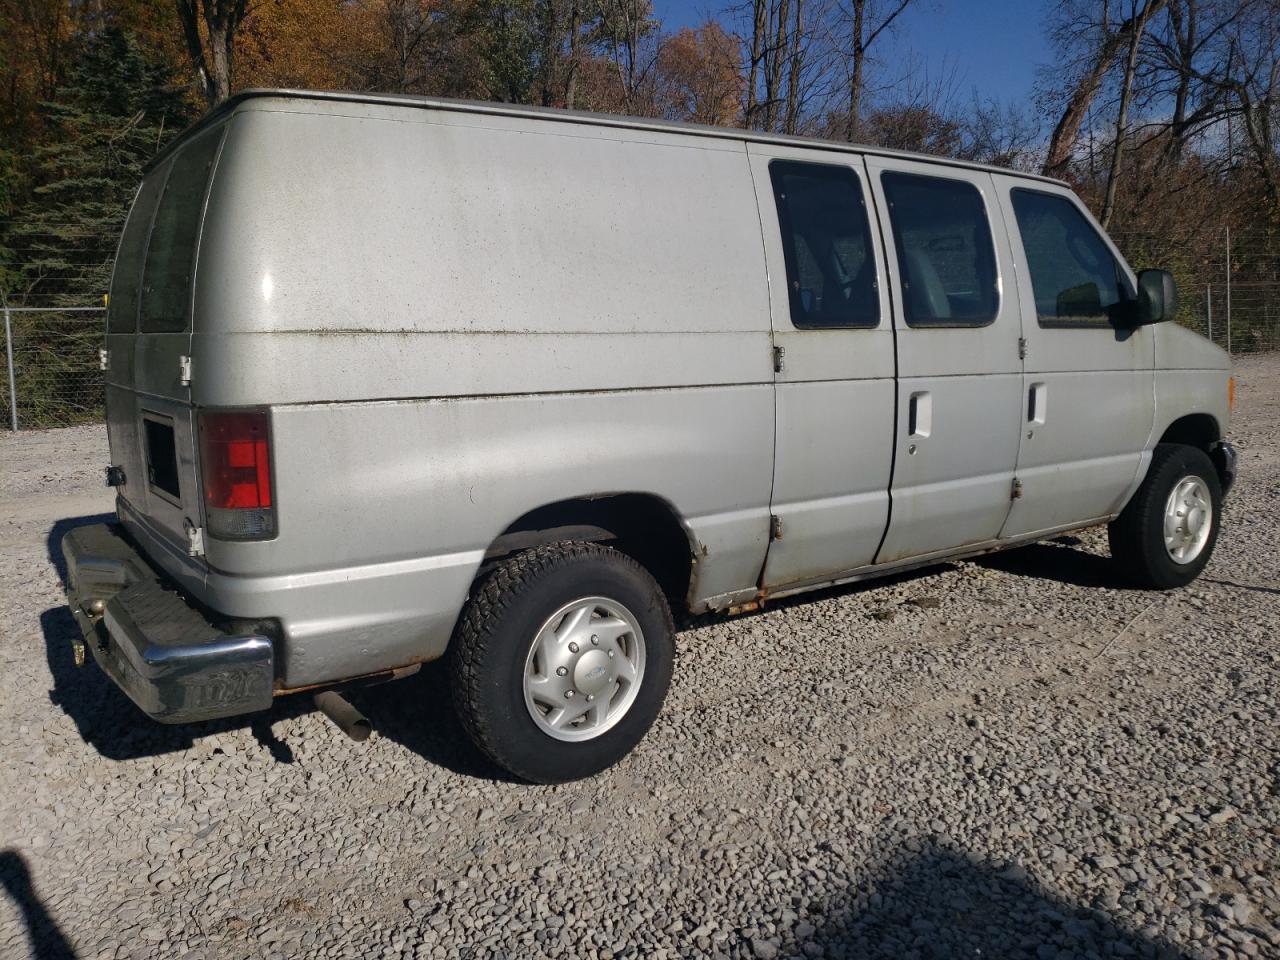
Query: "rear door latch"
179 355 192 387
185 521 205 557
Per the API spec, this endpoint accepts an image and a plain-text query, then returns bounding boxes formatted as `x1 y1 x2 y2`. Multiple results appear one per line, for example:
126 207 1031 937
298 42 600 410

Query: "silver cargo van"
64 90 1236 783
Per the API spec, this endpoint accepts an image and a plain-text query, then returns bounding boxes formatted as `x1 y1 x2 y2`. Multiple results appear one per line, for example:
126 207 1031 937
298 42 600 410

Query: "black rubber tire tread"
1109 443 1222 590
449 540 674 784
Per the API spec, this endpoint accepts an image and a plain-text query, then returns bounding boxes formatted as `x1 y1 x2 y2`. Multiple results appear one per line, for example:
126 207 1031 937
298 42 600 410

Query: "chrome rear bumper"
63 524 274 723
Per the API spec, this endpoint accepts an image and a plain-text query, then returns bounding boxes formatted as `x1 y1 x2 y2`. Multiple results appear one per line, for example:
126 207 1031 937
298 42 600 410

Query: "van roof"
150 88 1067 187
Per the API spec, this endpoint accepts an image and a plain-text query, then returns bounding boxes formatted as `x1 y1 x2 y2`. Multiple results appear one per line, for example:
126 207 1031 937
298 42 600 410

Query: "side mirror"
1136 269 1177 325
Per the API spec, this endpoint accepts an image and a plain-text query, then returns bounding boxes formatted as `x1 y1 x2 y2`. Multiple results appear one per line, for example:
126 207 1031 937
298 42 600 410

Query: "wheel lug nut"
564 690 575 699
556 666 568 677
568 641 579 654
591 635 599 645
586 694 594 702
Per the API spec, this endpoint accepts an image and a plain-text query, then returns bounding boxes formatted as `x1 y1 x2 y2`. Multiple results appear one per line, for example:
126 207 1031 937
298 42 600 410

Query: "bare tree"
1101 0 1160 226
1041 0 1169 178
839 0 913 141
592 0 659 114
1216 0 1280 205
175 0 251 107
783 0 804 132
565 0 584 107
741 0 835 133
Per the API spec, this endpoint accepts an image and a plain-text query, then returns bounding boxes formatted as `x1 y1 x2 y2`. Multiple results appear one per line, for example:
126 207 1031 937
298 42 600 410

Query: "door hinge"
185 523 205 557
772 345 786 373
769 514 784 541
98 347 110 371
1011 477 1024 500
1017 337 1028 360
178 354 192 387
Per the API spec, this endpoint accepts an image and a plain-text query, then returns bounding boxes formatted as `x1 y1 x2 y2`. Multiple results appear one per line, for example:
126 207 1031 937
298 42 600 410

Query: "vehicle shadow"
803 844 1190 960
345 662 518 783
0 850 78 960
974 537 1128 590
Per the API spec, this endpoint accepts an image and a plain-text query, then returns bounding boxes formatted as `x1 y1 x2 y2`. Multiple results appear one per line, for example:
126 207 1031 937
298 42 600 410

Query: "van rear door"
105 125 225 566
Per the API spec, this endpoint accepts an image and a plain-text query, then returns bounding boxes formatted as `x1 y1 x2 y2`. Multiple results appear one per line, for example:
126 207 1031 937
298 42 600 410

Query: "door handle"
1028 382 1047 425
908 391 932 438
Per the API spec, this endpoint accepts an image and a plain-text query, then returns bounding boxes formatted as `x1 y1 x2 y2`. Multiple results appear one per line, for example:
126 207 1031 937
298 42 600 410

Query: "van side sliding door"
747 145 896 591
864 159 1024 563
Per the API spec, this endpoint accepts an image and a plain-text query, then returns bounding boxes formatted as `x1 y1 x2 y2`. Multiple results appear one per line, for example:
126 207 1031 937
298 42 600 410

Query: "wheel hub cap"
522 596 646 742
573 650 615 695
1163 475 1213 565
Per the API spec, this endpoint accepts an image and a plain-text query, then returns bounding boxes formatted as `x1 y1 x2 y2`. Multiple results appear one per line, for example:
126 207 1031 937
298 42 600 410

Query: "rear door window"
769 161 880 329
881 172 999 327
139 127 224 333
1010 189 1130 327
107 173 166 333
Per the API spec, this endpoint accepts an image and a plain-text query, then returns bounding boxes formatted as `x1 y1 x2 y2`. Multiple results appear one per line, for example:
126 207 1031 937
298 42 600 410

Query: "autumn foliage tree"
655 23 742 124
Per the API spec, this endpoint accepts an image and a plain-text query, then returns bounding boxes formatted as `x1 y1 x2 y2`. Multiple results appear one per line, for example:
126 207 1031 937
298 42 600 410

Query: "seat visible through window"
769 161 880 329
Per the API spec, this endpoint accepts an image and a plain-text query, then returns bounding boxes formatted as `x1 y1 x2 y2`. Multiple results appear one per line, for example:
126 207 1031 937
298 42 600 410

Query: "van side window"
107 174 166 334
139 128 223 334
769 161 879 329
881 172 998 327
1011 189 1131 327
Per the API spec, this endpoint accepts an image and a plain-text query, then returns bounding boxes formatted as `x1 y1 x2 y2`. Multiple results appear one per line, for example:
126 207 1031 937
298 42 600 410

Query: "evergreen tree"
2 27 192 307
0 27 192 426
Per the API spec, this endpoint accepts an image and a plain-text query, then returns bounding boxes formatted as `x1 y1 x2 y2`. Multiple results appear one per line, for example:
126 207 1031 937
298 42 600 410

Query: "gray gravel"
2 357 1278 960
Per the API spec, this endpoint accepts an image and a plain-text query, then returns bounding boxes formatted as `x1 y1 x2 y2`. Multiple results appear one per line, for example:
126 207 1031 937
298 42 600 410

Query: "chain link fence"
2 226 1278 431
2 306 106 430
1111 230 1280 354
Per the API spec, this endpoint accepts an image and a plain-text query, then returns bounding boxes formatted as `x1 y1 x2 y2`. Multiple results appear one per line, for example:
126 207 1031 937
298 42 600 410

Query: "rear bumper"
62 524 274 723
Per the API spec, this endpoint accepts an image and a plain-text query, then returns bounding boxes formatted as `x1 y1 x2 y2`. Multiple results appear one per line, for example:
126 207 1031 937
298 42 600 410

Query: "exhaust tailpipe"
314 691 372 742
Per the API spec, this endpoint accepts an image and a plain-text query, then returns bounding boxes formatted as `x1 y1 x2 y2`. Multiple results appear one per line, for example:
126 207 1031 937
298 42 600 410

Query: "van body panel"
746 144 896 589
1154 321 1232 372
207 388 773 686
992 176 1157 537
1152 370 1230 441
863 159 1023 563
195 106 766 340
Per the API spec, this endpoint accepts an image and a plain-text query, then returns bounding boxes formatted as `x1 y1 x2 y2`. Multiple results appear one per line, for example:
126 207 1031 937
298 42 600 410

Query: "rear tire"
449 541 674 783
1109 443 1222 589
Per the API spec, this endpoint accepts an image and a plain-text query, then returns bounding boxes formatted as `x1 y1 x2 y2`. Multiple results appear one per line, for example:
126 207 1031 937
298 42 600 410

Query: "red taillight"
199 410 275 540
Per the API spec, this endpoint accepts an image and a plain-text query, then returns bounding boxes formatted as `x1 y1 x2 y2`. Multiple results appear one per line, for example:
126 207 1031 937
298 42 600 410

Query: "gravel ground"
1 358 1278 960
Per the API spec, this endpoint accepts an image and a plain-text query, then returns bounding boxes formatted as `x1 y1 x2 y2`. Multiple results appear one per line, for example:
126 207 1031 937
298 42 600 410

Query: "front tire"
449 541 674 783
1109 443 1222 589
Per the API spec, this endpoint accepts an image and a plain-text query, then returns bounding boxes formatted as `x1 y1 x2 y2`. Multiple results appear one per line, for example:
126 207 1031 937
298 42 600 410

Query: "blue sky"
653 0 1055 110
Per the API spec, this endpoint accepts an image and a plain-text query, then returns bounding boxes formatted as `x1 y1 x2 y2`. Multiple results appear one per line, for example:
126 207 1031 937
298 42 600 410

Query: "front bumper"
62 524 274 723
1213 441 1238 496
